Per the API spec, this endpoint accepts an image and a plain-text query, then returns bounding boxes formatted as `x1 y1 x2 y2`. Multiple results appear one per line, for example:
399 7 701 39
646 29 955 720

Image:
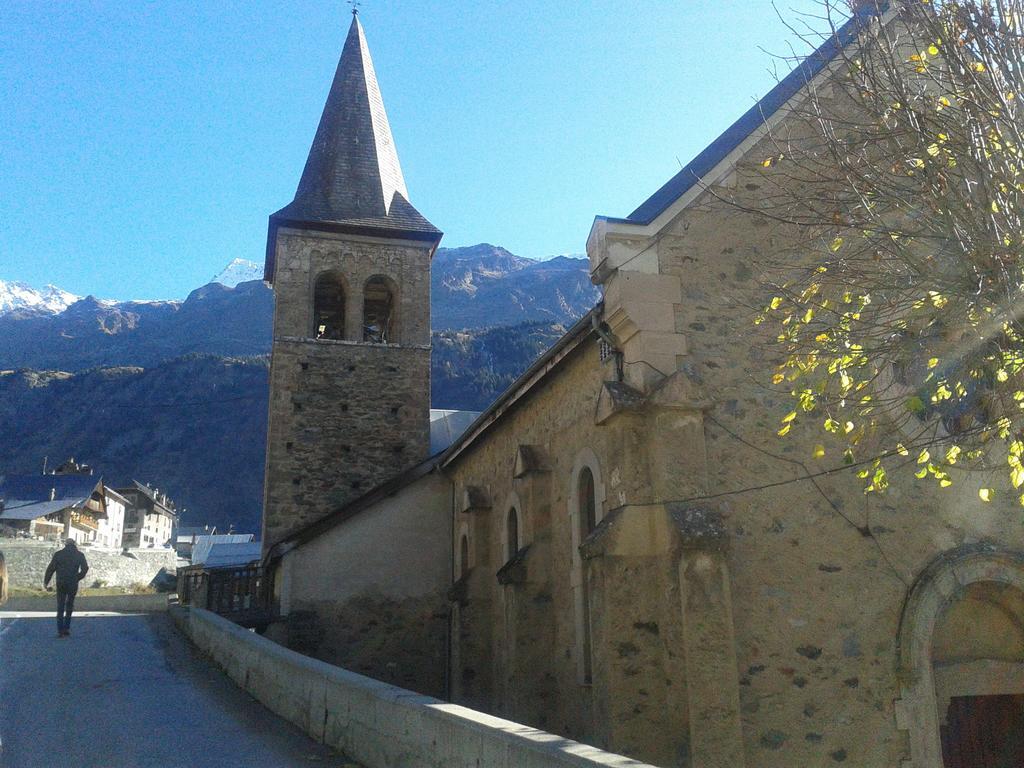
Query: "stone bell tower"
261 13 442 550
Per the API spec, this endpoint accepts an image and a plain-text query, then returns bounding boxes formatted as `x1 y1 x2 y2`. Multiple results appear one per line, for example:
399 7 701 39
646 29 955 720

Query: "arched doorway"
897 547 1024 767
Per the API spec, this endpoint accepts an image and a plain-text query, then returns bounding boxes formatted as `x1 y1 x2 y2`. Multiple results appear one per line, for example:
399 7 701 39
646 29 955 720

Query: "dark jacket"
44 545 89 592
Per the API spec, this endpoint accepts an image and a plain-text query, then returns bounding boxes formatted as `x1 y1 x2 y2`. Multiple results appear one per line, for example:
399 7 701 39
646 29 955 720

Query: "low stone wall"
174 607 657 768
3 593 170 613
0 540 177 590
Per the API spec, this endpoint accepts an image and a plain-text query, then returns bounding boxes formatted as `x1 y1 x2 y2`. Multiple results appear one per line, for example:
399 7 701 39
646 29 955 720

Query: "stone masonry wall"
263 228 433 548
443 338 695 766
1 540 177 591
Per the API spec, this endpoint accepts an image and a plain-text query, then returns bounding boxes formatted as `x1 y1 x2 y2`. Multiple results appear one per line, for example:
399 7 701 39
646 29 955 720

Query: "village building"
95 486 127 550
117 481 177 549
258 9 1024 768
0 473 108 542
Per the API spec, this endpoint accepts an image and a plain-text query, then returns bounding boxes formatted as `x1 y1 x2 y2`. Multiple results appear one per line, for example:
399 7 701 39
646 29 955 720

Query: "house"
117 481 177 549
0 473 108 543
256 8 1024 768
95 486 127 550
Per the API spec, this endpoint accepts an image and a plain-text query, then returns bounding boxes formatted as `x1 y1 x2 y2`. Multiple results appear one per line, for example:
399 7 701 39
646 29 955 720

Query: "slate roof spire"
265 15 440 281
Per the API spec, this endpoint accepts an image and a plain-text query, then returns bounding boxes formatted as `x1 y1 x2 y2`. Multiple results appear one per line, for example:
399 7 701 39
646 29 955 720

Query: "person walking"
43 539 89 638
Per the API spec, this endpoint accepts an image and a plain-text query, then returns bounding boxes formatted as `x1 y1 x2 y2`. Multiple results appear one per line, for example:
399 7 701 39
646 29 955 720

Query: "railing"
177 564 273 629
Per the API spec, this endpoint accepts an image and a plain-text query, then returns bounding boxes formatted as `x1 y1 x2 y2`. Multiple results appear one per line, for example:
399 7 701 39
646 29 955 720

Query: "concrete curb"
176 606 658 768
3 594 171 613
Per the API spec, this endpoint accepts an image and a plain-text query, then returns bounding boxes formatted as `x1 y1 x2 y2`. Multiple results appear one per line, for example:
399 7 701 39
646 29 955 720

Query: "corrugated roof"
202 541 263 569
191 534 257 566
0 474 102 522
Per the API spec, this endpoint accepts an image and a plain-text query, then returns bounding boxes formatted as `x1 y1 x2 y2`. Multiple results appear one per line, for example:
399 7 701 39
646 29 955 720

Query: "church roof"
265 15 441 281
608 5 881 227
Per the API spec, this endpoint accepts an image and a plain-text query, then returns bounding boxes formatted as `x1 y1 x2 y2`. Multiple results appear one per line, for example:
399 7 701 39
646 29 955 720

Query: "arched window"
579 466 597 538
363 276 395 344
313 272 346 340
460 534 470 579
507 507 519 561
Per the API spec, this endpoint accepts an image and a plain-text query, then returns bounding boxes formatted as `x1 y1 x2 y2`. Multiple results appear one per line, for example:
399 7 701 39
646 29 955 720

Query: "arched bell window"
507 507 520 561
363 276 396 344
313 272 346 340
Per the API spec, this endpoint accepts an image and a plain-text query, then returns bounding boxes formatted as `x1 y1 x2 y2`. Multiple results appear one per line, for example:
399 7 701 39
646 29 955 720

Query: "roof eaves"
264 212 443 283
440 306 599 469
265 454 443 562
622 7 878 226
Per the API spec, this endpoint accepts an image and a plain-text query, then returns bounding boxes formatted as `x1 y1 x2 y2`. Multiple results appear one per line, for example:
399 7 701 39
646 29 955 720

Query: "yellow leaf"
830 237 844 252
979 488 993 502
928 44 939 55
782 411 797 423
812 444 825 459
918 449 930 464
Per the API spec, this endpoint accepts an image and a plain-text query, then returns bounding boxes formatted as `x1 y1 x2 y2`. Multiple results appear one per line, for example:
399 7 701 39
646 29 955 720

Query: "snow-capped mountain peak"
0 280 80 316
211 259 263 288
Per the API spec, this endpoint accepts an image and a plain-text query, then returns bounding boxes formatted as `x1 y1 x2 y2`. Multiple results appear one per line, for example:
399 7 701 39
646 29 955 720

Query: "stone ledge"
177 606 659 768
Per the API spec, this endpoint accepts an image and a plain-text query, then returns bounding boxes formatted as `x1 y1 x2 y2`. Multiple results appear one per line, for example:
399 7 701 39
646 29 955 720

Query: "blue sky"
1 0 828 300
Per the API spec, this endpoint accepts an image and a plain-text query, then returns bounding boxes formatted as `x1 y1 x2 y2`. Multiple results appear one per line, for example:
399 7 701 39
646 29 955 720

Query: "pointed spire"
266 16 440 280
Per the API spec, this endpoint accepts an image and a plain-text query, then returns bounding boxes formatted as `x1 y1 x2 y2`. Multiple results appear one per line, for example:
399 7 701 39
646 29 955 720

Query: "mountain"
0 280 80 316
0 248 598 372
0 281 272 371
431 244 597 329
0 357 269 533
212 258 265 288
0 246 599 532
432 322 571 411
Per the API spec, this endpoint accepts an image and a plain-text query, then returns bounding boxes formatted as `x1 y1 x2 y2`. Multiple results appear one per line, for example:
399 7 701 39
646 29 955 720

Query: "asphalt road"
0 609 357 768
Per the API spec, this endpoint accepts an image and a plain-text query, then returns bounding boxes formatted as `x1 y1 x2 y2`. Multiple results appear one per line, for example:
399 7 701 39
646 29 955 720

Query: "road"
0 609 357 768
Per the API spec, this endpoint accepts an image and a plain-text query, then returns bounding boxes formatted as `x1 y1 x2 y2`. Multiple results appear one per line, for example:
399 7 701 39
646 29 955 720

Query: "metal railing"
177 564 273 628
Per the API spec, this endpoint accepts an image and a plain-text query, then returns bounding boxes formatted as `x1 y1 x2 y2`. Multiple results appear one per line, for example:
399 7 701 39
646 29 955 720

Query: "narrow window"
578 466 597 684
507 507 519 561
460 534 470 579
313 272 346 340
363 276 395 343
579 466 597 536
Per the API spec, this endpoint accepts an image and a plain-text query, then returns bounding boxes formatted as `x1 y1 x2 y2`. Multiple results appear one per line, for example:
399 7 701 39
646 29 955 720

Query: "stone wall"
276 469 452 698
263 228 433 549
443 338 704 766
177 606 659 768
0 540 176 591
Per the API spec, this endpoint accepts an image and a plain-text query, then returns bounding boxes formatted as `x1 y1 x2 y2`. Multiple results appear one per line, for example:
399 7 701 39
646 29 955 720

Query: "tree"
756 0 1024 501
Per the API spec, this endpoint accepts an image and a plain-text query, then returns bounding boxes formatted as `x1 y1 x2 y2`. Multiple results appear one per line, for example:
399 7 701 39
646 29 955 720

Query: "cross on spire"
264 9 441 282
348 0 360 16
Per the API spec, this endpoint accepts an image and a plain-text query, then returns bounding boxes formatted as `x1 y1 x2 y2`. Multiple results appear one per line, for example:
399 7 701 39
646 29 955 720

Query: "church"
258 10 1024 768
